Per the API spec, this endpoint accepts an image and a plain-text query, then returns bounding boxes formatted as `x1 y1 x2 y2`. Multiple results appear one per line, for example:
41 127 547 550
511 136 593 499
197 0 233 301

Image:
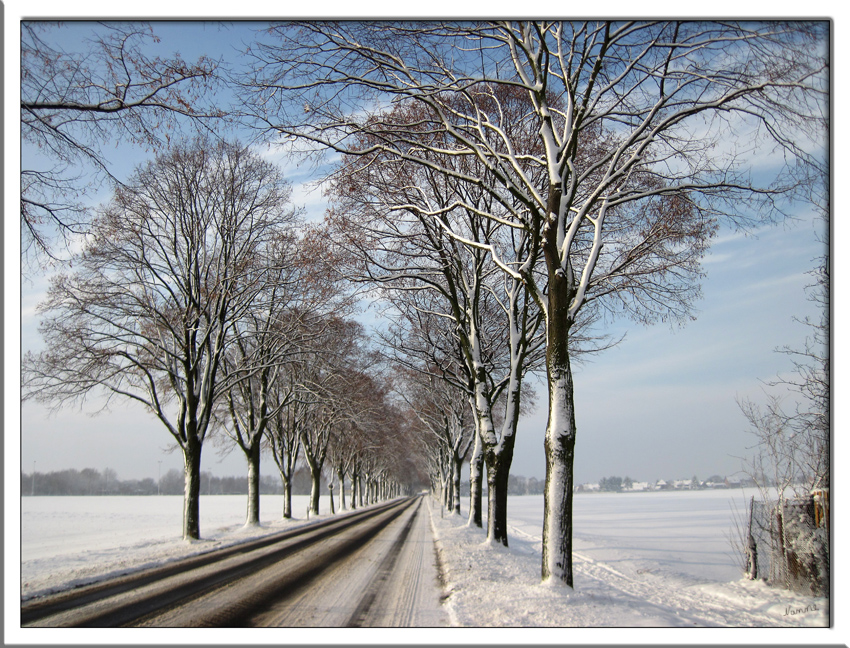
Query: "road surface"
21 496 449 628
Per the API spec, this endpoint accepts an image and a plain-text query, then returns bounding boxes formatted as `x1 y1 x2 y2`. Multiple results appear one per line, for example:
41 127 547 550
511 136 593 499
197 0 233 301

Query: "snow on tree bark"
182 436 203 541
242 20 826 585
467 428 484 528
245 441 261 526
23 138 298 541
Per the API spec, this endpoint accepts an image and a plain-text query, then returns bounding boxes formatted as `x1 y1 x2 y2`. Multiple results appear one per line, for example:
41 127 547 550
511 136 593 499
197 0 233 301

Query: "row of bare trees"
237 21 826 585
22 137 419 539
21 21 827 586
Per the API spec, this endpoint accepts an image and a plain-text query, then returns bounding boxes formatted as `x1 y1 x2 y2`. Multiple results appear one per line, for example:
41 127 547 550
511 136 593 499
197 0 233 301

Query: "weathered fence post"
745 496 759 580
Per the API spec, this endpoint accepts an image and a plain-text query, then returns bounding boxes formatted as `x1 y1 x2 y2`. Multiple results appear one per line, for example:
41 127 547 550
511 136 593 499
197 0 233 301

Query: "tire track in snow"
345 502 419 626
365 498 448 627
24 497 438 627
236 496 447 627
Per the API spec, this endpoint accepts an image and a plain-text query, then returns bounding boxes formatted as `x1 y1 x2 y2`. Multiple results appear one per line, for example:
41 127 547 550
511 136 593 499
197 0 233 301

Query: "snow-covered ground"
10 489 836 643
430 489 830 630
19 494 338 601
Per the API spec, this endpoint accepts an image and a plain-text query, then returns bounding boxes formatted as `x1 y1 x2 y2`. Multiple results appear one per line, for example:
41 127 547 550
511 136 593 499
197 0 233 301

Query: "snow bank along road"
21 495 448 628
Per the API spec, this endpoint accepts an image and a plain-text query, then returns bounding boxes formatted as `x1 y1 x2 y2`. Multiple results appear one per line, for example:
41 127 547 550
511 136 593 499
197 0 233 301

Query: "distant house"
575 482 600 493
655 479 671 490
626 481 651 492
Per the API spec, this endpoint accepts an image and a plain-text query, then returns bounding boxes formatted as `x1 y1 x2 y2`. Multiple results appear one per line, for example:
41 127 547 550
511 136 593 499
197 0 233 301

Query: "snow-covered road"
244 496 447 627
22 496 448 628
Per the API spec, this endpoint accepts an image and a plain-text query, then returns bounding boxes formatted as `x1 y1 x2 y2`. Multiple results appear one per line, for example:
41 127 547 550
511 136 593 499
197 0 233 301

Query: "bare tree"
397 363 474 515
23 137 294 540
291 367 334 517
771 255 830 492
334 368 405 510
21 22 224 268
242 20 826 585
220 249 306 526
740 258 829 490
738 397 820 592
219 227 349 526
288 318 376 515
736 245 829 595
327 384 366 512
266 374 302 519
325 116 551 542
327 92 618 545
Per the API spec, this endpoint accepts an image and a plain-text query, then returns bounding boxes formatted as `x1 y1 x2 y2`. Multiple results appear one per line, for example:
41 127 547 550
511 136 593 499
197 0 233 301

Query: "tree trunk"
468 431 484 528
541 216 578 585
452 453 462 516
446 462 455 511
350 468 358 510
309 465 321 515
542 407 576 587
337 467 347 510
182 437 203 540
244 440 261 526
329 483 335 514
477 377 521 546
486 449 513 545
282 475 292 519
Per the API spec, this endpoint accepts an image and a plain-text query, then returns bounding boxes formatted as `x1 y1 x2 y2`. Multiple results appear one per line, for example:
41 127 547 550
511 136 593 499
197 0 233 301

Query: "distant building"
626 481 651 492
574 475 740 493
575 482 601 493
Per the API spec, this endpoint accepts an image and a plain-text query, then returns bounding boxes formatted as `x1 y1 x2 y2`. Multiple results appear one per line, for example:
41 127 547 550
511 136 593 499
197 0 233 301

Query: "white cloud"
289 177 333 221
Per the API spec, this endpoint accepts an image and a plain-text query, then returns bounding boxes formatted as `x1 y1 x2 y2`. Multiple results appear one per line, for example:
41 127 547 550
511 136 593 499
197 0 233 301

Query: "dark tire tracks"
22 496 438 628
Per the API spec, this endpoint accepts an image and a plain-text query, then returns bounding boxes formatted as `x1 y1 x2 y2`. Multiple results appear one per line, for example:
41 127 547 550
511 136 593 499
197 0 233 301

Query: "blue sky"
12 20 831 486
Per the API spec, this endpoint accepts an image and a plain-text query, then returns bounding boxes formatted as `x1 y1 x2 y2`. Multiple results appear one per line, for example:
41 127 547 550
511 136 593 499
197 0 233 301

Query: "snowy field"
515 489 753 583
432 489 830 630
18 493 337 600
13 489 832 638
